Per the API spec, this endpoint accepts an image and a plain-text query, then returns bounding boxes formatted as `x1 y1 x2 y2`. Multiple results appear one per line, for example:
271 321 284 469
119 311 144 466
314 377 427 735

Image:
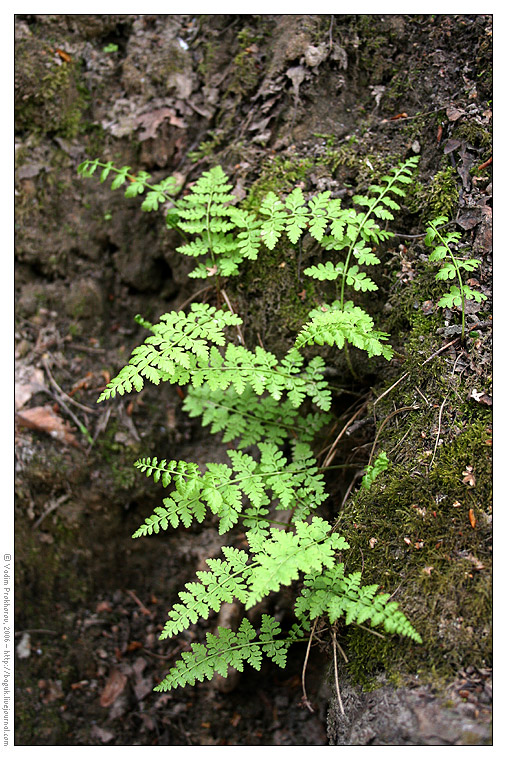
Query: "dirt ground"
14 14 492 745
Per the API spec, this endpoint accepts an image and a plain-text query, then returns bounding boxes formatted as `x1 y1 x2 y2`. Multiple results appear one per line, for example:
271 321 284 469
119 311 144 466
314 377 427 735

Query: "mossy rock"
15 37 89 138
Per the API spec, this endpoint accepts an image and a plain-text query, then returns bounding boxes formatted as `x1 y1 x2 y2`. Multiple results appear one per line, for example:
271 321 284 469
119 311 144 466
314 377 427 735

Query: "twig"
42 356 99 414
15 629 58 636
429 395 447 470
334 635 349 664
322 401 369 468
176 285 213 312
414 386 430 406
331 631 345 716
421 337 461 367
125 589 152 617
221 289 245 345
373 337 461 409
301 619 318 713
339 472 362 511
373 372 409 408
33 493 70 530
354 623 386 640
368 405 419 467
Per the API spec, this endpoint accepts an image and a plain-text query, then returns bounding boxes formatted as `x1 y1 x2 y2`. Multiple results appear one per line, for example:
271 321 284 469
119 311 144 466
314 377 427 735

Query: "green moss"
15 39 90 139
244 154 313 212
331 325 492 689
408 166 459 222
453 121 492 153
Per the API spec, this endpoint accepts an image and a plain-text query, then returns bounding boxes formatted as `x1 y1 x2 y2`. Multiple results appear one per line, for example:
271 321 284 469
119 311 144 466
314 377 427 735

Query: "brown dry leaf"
15 366 46 410
470 389 492 406
136 108 186 141
16 405 79 447
463 552 484 570
462 466 476 488
446 106 465 121
422 566 434 576
99 668 127 708
90 725 115 744
468 509 477 529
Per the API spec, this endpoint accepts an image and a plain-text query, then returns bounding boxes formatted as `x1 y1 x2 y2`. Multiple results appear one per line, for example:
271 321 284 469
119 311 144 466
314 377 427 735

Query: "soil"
14 14 492 746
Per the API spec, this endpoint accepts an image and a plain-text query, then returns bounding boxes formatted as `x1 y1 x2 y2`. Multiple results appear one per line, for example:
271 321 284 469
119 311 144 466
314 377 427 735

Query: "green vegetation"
77 153 489 695
425 215 487 342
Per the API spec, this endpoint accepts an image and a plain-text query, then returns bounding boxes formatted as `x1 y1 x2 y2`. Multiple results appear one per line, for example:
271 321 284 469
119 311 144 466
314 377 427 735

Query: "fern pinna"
80 156 422 695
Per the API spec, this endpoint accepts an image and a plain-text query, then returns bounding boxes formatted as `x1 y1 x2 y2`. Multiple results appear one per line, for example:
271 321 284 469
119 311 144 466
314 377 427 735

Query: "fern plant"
424 215 486 342
79 155 423 696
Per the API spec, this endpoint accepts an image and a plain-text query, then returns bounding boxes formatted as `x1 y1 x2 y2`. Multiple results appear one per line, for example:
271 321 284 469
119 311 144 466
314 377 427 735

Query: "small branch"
221 289 245 346
32 493 70 530
322 401 369 468
125 589 152 617
429 395 448 470
332 631 345 717
369 405 419 467
354 623 386 640
301 619 318 713
42 356 99 415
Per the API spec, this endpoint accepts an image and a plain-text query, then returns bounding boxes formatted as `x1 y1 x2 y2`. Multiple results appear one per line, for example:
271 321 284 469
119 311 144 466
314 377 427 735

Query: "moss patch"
15 38 90 138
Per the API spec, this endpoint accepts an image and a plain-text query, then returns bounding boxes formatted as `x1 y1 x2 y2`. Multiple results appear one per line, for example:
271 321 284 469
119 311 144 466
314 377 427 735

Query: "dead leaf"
16 405 79 447
56 48 72 63
470 389 492 406
99 668 127 708
136 108 186 141
15 366 46 410
446 106 465 122
462 466 476 488
468 508 477 529
462 551 484 570
369 537 378 548
16 632 31 659
443 138 463 155
91 725 115 744
422 566 434 576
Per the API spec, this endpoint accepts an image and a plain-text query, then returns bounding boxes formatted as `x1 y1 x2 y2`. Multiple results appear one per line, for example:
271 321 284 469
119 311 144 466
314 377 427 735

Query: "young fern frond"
425 216 486 342
176 166 260 278
362 451 390 490
97 304 242 401
159 517 344 640
77 158 181 212
97 306 331 410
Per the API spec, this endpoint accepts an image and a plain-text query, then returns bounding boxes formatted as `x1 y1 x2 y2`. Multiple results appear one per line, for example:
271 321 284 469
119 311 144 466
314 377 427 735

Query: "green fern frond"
97 304 242 402
246 518 349 607
160 517 345 640
182 385 330 448
362 451 389 490
78 159 181 210
155 615 300 691
133 441 328 539
295 302 393 360
295 565 422 642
